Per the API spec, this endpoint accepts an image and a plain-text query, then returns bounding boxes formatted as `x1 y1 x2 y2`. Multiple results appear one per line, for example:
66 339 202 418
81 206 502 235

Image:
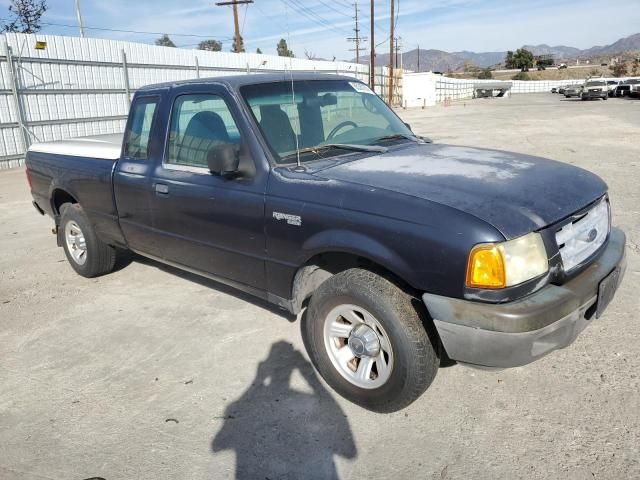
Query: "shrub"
477 68 493 79
511 71 530 81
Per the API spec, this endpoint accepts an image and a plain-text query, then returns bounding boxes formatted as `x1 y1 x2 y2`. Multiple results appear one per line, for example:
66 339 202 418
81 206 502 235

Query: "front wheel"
302 268 439 412
59 203 117 278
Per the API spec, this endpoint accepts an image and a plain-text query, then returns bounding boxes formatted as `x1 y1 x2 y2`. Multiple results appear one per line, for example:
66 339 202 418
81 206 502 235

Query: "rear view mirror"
304 93 338 108
207 143 239 177
321 93 337 106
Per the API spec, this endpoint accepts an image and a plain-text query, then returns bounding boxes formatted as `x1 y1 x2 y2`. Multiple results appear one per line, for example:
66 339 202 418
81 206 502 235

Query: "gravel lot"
1 94 638 480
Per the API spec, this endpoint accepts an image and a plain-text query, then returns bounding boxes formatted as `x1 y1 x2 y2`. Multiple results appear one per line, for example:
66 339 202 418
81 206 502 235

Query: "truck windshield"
240 79 415 164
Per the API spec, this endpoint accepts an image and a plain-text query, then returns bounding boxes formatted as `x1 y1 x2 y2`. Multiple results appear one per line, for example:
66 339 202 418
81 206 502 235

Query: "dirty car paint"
316 143 608 239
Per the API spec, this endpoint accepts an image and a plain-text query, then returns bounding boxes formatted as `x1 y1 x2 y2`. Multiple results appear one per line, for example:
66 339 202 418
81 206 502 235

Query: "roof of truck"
136 72 360 92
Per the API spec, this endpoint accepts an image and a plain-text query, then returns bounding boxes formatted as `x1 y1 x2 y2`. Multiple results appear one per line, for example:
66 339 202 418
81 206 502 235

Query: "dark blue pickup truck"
26 73 626 412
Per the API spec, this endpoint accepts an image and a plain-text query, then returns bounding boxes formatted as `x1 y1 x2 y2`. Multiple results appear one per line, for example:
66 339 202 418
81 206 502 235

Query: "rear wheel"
302 268 439 412
59 203 117 278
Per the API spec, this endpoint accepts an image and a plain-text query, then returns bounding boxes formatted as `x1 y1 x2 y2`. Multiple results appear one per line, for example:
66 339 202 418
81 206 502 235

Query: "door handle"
155 183 169 195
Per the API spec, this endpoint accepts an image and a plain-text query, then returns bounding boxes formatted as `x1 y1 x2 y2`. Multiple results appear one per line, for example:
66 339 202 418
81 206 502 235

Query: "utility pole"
347 2 367 64
75 0 85 37
369 0 375 89
417 43 420 72
388 0 395 105
394 36 402 70
215 0 254 53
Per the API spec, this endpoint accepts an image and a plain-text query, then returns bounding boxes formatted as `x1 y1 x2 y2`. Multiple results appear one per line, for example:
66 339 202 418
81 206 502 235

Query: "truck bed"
26 133 126 248
28 133 123 160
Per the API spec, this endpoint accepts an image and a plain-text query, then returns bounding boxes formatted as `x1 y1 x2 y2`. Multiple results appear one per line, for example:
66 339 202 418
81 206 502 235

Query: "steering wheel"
327 121 357 140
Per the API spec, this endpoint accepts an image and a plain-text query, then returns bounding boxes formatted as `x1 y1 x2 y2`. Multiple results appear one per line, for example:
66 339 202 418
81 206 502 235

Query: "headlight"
465 232 549 289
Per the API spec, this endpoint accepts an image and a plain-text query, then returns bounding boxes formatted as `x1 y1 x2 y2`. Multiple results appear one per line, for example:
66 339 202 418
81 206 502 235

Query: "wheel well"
51 189 77 216
290 252 411 314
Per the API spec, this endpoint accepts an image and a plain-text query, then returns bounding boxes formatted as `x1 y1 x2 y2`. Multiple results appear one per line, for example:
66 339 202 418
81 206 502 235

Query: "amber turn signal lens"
466 245 506 289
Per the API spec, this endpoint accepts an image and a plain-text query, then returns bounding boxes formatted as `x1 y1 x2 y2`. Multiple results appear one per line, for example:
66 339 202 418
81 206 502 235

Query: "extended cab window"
123 97 158 159
166 94 240 168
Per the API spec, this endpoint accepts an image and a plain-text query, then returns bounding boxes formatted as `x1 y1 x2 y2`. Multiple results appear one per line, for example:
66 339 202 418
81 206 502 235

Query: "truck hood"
315 143 607 239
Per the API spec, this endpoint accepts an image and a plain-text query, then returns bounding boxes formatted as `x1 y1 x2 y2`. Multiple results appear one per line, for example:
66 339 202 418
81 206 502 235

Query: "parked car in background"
24 73 627 412
614 79 640 97
559 64 568 69
581 80 608 100
558 85 568 94
607 80 620 97
551 87 558 93
565 84 583 98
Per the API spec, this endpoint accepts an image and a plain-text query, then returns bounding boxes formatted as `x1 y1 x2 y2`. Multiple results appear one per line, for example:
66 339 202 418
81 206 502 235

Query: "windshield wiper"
281 143 387 162
372 133 431 144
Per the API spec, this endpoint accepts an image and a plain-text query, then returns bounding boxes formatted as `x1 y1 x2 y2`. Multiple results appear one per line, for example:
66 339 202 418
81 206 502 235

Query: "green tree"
277 38 294 57
256 47 262 54
198 39 222 51
504 50 515 69
477 68 493 79
231 34 245 53
609 62 628 77
512 48 534 71
505 49 534 71
2 0 47 33
155 34 176 48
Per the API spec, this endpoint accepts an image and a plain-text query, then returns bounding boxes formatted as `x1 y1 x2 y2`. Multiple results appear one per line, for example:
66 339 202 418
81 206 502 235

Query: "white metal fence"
0 33 368 169
511 79 584 93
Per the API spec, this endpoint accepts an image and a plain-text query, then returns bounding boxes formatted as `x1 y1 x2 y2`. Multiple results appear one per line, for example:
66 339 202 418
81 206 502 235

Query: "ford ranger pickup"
25 73 626 412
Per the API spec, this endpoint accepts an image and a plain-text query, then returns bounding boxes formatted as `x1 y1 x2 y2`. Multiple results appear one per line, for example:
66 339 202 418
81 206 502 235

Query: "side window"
123 97 158 160
166 94 240 168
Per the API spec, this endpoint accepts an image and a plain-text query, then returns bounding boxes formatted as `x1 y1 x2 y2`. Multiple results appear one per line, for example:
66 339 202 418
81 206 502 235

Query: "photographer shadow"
212 341 357 479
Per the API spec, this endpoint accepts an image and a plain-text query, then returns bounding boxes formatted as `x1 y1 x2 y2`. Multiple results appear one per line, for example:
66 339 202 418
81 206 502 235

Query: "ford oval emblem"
587 228 598 242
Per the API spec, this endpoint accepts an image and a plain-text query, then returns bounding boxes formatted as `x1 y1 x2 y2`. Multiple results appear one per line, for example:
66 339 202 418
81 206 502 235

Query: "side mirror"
207 143 239 177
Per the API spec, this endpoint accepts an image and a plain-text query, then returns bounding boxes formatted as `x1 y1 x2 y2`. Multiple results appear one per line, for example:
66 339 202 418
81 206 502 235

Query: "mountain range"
361 32 640 72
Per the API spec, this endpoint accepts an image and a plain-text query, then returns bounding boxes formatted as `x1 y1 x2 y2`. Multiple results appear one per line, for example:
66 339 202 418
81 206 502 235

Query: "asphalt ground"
1 93 638 479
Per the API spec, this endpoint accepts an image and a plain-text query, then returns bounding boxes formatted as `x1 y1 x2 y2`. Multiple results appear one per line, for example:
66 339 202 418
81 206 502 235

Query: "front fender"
301 228 413 285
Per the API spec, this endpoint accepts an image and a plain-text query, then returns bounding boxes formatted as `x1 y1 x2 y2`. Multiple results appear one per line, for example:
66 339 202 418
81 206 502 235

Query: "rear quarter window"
123 97 159 159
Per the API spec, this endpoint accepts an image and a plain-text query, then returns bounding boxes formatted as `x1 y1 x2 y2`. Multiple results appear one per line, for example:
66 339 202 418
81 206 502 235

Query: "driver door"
148 85 266 290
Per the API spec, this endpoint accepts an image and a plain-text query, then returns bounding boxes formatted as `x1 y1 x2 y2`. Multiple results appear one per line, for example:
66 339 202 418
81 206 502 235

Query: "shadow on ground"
211 341 357 479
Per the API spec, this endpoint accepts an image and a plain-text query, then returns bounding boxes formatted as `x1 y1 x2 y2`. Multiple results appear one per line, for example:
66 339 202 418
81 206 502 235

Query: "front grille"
555 198 609 272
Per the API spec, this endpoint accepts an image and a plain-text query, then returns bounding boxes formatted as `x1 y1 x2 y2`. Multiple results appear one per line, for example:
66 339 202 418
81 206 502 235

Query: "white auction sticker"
349 82 375 94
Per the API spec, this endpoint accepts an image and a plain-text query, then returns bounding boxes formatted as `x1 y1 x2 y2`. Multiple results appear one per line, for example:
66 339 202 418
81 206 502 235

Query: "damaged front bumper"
423 228 627 368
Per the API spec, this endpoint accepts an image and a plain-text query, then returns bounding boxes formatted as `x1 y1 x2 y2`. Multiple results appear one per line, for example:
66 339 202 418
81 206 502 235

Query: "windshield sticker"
349 82 375 94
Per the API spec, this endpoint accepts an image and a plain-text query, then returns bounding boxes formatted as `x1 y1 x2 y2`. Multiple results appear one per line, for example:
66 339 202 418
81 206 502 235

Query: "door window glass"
166 94 240 168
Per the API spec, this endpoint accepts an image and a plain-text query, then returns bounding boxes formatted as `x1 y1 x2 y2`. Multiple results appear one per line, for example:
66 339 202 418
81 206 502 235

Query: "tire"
603 96 608 101
59 203 117 278
302 268 439 412
565 95 571 98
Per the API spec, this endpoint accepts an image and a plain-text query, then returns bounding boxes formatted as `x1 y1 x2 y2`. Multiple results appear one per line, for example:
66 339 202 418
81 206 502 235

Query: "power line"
40 22 233 40
284 0 350 36
316 0 352 18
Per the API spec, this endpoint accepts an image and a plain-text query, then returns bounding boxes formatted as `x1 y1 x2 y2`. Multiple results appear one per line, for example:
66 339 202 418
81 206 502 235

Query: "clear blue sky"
12 0 640 59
